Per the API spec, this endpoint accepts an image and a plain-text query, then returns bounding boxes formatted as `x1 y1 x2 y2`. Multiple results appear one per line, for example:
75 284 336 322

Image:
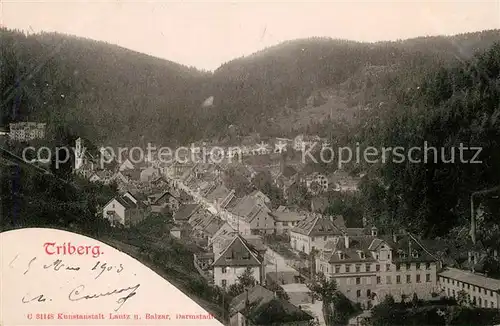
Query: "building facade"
316 232 440 308
439 267 500 309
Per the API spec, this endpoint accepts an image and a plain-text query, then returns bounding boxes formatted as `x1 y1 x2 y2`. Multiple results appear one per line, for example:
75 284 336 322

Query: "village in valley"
60 131 500 326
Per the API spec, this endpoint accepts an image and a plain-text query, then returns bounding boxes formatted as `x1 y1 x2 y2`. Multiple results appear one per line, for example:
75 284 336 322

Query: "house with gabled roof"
269 210 307 235
290 214 346 254
102 194 147 227
174 203 201 224
229 285 314 326
227 195 275 235
149 190 181 213
212 234 266 288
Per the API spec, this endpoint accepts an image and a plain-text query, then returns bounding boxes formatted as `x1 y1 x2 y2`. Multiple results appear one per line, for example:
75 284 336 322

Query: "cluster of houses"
79 134 500 325
8 122 46 141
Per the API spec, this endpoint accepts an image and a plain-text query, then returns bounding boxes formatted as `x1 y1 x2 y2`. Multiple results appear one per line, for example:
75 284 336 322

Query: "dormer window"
412 250 419 258
360 252 366 259
338 251 345 260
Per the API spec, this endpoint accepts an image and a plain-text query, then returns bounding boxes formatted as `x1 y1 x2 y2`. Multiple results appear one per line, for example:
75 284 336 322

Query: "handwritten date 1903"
91 261 124 279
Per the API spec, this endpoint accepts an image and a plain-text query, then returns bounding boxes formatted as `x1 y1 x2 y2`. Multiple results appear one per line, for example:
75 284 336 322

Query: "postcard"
1 1 500 326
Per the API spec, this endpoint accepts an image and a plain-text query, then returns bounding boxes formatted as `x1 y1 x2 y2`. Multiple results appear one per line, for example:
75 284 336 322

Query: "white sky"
2 0 499 71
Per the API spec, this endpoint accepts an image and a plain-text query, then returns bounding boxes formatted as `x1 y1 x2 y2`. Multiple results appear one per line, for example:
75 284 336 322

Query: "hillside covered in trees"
2 28 500 145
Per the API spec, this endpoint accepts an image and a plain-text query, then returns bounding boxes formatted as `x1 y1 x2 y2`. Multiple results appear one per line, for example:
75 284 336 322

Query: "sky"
2 1 499 71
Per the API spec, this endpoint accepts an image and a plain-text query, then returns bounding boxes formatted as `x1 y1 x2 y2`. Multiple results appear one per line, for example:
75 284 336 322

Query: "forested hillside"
355 43 500 242
2 28 500 145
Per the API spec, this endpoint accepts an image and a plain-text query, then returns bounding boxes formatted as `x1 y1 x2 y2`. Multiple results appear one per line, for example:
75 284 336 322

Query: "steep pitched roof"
206 184 231 202
213 234 263 267
328 235 378 263
381 234 438 263
230 285 313 324
174 203 200 222
291 214 345 236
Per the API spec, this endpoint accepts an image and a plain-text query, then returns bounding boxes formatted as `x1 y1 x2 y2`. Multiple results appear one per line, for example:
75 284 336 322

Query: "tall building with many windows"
315 232 440 309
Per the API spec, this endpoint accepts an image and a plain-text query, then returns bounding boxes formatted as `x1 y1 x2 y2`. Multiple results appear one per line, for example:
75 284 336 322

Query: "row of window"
441 277 495 297
447 288 495 308
324 262 432 274
345 274 432 285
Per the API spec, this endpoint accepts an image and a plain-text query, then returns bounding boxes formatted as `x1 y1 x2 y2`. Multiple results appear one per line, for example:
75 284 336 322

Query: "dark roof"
380 234 438 263
213 235 263 267
114 196 138 209
327 236 378 263
230 285 313 324
174 204 200 221
291 214 345 236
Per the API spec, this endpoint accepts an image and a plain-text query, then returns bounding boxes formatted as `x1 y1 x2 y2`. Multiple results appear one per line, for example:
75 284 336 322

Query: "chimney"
344 235 349 249
362 216 367 228
393 233 398 243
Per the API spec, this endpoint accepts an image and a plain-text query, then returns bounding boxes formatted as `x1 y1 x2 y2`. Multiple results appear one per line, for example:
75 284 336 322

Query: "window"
356 265 361 273
324 236 327 241
366 277 371 285
479 297 482 306
356 290 361 297
365 264 371 272
335 265 341 273
386 264 391 271
356 277 361 285
360 252 366 259
367 289 371 297
467 284 470 289
491 302 494 308
346 265 351 273
447 278 450 284
426 262 431 270
406 263 411 270
426 274 431 282
376 276 381 284
376 264 380 272
406 275 411 283
416 263 421 269
473 286 476 292
491 290 494 297
396 275 401 284
452 280 455 285
386 276 392 284
416 274 421 283
396 263 401 271
347 278 351 285
222 267 227 274
452 290 455 297
221 280 227 287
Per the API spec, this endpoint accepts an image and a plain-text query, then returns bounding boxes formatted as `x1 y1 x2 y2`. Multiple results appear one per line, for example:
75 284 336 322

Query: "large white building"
316 232 440 309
